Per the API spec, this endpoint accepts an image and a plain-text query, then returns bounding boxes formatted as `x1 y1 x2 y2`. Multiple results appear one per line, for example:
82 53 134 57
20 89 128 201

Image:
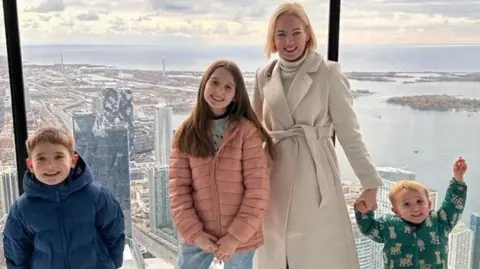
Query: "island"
386 94 480 112
351 89 374 98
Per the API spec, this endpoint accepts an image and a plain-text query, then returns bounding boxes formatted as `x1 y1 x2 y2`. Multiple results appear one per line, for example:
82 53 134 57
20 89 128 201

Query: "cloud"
24 0 66 13
77 10 100 21
9 0 480 45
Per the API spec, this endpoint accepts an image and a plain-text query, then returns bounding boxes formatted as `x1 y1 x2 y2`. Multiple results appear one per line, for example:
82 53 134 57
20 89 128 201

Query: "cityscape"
0 54 478 269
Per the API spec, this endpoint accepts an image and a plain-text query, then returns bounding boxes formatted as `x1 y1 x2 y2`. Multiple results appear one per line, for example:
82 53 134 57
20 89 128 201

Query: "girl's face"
203 67 236 116
274 13 310 61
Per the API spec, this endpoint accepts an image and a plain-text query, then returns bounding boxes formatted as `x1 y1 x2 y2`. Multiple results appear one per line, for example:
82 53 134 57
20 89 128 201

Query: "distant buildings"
449 222 473 269
72 87 134 237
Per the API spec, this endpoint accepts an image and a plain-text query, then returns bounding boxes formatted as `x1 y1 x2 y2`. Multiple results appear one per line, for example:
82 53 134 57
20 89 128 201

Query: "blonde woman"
252 3 383 269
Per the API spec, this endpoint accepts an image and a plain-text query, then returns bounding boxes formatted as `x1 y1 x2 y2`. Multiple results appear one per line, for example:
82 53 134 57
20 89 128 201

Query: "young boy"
355 157 468 269
3 126 126 269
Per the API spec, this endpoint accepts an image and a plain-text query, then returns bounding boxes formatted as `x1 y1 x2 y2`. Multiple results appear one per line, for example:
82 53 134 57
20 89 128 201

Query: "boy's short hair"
389 180 429 204
26 126 75 156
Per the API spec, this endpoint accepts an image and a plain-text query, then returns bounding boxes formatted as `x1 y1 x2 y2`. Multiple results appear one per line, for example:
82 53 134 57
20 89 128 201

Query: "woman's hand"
356 188 378 213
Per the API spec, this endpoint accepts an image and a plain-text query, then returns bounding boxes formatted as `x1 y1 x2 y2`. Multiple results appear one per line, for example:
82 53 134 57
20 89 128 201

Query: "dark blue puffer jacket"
3 155 125 269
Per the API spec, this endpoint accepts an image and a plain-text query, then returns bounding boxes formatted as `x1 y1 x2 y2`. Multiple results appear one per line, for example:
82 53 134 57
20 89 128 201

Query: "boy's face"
26 142 78 185
391 189 432 224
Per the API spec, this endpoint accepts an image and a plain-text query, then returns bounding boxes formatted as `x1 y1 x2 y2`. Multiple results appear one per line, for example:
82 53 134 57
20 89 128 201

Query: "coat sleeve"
95 188 126 268
328 62 383 190
226 124 270 243
252 69 264 122
436 179 467 233
3 202 34 269
168 134 203 242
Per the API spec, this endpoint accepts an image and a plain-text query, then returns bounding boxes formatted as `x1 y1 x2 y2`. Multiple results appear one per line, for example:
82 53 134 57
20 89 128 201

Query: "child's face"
391 189 432 224
26 142 78 185
204 67 236 116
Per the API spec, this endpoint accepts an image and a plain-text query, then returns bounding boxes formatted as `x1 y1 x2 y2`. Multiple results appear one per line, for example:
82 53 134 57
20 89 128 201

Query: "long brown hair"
175 60 275 158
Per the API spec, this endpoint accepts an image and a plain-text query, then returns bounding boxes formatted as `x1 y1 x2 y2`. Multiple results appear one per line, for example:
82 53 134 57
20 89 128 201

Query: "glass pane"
14 1 330 268
338 1 479 269
0 5 21 269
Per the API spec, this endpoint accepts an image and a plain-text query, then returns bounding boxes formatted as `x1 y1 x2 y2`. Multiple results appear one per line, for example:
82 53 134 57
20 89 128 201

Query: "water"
6 44 480 221
171 79 480 222
7 44 480 72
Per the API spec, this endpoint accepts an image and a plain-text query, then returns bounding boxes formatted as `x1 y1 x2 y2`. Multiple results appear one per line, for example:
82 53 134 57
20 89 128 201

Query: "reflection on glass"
337 2 480 269
1 0 476 268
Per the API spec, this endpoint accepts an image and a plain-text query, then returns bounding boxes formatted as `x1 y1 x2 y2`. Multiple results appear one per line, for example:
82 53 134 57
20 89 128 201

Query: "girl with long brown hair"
169 60 273 269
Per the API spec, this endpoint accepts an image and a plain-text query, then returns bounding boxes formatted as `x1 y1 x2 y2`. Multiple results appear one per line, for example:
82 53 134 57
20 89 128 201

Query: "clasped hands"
194 231 240 261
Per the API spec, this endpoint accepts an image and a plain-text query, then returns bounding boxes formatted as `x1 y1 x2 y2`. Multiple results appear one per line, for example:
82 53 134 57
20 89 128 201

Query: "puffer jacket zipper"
210 125 237 236
57 191 70 269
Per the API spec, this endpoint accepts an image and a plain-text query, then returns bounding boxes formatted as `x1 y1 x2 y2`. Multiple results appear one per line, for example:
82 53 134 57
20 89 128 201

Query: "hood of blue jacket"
23 153 93 201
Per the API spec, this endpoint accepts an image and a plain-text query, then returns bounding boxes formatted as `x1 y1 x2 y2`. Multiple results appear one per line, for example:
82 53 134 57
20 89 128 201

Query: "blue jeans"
177 243 255 269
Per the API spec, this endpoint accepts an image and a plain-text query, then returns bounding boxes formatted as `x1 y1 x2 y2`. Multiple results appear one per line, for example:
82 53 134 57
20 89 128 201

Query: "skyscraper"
348 205 373 269
162 56 166 77
0 94 4 133
148 165 177 243
449 222 473 269
471 213 480 269
73 111 133 237
0 167 19 217
102 88 134 154
154 104 173 166
371 167 416 269
24 87 30 112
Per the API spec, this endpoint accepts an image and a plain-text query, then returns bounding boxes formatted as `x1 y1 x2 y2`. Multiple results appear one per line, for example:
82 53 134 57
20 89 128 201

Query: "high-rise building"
102 88 134 154
348 205 373 269
162 56 166 77
0 94 4 133
371 167 417 269
449 222 473 269
471 213 480 269
73 112 133 237
148 165 177 243
0 167 19 216
92 96 103 115
24 87 30 112
154 104 173 166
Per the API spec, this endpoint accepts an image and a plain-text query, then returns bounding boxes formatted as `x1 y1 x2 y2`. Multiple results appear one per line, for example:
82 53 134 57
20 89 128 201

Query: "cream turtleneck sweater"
279 51 308 95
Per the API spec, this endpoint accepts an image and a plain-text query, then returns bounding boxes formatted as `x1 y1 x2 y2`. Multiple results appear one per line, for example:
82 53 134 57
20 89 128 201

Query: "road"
132 227 177 265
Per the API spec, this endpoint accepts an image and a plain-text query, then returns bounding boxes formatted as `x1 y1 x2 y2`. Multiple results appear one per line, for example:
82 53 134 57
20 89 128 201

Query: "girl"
168 60 274 269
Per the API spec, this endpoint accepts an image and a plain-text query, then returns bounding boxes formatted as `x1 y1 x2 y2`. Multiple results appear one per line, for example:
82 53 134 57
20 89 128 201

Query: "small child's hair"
26 126 75 156
388 180 429 204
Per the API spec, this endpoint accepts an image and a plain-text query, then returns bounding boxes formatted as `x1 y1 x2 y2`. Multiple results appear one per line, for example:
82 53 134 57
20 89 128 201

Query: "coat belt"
270 125 336 208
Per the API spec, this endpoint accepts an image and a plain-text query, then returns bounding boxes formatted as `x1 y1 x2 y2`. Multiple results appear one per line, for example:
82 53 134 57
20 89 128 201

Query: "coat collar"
262 51 324 128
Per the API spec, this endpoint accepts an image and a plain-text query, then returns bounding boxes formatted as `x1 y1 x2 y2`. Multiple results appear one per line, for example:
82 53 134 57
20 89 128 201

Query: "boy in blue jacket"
3 126 125 269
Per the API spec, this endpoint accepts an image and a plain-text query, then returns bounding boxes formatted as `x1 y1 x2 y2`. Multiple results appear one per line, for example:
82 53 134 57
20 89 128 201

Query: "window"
1 3 22 268
337 1 480 268
12 0 325 267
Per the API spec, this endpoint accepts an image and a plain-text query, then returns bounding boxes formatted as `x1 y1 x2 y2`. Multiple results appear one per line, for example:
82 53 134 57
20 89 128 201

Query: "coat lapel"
262 63 294 128
286 52 323 114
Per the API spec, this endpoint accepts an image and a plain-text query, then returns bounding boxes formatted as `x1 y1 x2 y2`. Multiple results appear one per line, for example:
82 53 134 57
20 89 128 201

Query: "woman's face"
274 13 310 61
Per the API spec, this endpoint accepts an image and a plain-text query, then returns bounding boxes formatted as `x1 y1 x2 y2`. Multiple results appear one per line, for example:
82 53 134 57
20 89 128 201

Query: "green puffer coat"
355 179 467 269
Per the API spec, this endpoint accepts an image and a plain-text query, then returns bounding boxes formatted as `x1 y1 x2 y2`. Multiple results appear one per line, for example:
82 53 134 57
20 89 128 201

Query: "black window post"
328 0 341 146
2 0 28 194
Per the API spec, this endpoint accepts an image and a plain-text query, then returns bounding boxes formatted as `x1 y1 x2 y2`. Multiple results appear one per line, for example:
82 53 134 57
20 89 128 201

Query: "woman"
252 3 383 269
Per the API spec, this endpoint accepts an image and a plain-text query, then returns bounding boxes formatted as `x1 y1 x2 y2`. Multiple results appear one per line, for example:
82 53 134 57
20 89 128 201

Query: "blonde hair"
264 2 317 57
26 126 75 156
389 180 429 204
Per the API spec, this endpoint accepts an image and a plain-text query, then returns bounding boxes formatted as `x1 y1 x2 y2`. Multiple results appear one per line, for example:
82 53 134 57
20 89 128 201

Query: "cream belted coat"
252 51 383 269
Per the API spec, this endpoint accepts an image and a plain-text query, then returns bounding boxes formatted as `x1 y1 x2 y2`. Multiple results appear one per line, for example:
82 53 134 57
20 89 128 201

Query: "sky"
0 0 479 45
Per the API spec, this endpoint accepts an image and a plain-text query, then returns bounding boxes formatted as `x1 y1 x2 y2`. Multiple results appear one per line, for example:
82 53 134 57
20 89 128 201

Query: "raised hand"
453 157 467 181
